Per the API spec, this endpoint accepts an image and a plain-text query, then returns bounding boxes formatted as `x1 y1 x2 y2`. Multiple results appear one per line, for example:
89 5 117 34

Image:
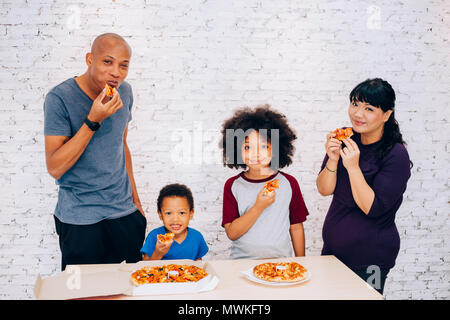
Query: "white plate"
240 268 311 286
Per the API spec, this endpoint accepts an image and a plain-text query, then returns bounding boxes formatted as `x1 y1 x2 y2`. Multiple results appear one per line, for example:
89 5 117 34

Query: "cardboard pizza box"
34 260 219 300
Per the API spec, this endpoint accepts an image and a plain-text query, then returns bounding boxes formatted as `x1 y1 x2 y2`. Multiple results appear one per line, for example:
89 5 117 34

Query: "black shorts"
54 210 147 271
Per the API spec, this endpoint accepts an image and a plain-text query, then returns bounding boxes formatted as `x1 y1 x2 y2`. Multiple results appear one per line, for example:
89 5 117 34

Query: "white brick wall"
0 0 449 299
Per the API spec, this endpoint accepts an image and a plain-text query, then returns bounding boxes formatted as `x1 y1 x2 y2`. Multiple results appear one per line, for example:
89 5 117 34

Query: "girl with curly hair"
220 105 309 259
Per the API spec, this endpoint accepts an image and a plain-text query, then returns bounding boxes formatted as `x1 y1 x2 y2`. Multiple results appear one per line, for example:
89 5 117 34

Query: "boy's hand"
154 239 173 258
254 186 276 211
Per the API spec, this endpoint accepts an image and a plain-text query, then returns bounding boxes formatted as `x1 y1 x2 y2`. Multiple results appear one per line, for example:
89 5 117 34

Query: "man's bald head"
91 33 132 57
82 33 132 94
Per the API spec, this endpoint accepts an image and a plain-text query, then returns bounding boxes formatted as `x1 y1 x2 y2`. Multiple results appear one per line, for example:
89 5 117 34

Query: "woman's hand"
340 138 360 171
325 132 342 162
340 138 375 215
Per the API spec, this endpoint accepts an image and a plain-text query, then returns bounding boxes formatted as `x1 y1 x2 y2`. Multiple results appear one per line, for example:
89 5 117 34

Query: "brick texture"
0 0 448 299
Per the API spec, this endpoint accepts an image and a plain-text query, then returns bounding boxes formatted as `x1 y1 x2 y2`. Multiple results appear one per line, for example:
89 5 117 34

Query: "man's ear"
86 52 93 66
189 210 194 220
157 211 163 220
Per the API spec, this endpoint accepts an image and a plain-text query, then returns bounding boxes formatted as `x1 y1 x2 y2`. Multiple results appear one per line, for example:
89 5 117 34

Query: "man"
44 33 146 271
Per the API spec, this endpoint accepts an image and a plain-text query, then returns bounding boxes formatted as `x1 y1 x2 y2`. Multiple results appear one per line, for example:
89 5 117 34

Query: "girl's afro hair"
220 104 297 169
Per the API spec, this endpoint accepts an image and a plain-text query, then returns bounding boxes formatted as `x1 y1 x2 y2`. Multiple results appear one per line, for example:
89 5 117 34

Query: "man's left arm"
123 125 144 216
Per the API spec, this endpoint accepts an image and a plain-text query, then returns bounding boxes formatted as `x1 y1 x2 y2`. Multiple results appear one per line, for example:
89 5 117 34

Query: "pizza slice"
263 179 279 195
331 127 353 141
157 232 175 244
253 262 307 282
105 84 116 98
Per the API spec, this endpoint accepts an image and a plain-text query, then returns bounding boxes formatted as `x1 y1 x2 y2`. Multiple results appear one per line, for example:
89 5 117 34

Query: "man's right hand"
87 87 124 123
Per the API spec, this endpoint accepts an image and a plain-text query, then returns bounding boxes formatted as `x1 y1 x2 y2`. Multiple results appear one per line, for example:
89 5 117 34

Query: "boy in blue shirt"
141 184 209 260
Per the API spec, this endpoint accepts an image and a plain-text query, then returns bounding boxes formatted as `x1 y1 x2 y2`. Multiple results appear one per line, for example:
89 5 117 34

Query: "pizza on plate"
157 232 175 244
105 84 116 98
331 127 353 141
263 179 279 195
253 262 307 282
130 264 208 286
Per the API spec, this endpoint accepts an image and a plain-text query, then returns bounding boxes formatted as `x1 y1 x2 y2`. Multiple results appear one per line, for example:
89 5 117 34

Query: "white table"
78 255 382 300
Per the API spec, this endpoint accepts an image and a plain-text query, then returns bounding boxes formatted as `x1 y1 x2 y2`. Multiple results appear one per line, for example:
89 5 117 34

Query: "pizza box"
121 260 219 296
34 260 219 300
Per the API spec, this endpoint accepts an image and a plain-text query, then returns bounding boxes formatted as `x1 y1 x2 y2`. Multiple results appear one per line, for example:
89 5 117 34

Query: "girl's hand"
325 132 342 162
340 138 360 171
254 186 276 211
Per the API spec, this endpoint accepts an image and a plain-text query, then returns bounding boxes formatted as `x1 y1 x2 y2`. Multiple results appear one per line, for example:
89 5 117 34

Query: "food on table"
253 262 307 282
130 264 208 286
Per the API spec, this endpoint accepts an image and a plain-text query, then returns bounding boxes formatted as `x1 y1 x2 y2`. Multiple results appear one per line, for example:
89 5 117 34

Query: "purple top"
320 132 411 271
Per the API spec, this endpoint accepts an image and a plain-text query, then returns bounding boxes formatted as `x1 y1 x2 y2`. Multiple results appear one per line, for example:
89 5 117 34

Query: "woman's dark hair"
220 104 297 170
157 183 194 212
350 78 412 167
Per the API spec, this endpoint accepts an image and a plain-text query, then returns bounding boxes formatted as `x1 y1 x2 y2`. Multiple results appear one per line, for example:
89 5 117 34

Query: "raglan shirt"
222 171 309 259
44 77 136 225
320 132 411 271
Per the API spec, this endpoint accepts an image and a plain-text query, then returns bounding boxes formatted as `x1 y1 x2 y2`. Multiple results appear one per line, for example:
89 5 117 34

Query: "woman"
316 78 412 295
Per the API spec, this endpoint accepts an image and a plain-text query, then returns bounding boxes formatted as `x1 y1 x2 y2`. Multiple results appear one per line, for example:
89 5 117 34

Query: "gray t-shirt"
44 77 136 225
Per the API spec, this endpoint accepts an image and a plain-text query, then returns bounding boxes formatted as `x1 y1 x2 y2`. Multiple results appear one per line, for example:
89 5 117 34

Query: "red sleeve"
280 172 309 224
221 175 240 227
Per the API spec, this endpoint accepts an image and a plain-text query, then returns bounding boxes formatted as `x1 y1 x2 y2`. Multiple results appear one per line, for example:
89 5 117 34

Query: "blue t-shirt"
44 77 136 225
141 226 209 260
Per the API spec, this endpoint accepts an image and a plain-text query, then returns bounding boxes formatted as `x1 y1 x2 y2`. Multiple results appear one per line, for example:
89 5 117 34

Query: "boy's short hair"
157 183 194 212
220 104 297 169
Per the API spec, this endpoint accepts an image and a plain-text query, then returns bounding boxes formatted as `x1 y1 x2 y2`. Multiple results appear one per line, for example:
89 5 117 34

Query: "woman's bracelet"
325 164 337 173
